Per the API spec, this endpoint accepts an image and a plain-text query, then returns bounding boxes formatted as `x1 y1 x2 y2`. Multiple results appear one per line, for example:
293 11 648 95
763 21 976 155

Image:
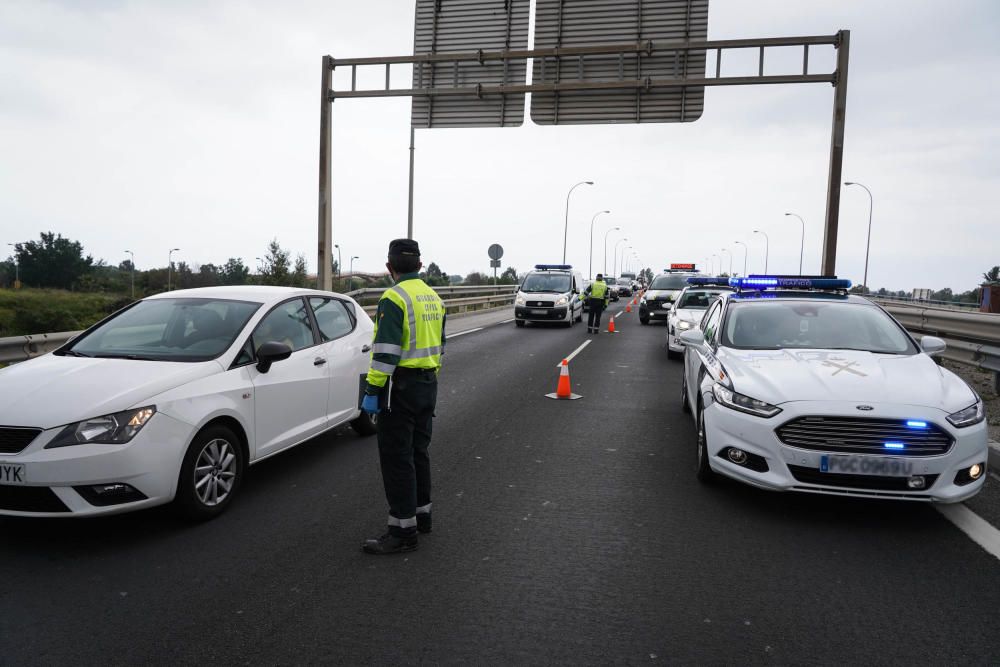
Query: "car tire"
640 317 649 325
515 320 525 328
175 424 245 521
351 411 377 436
696 402 716 484
681 371 691 414
667 348 681 360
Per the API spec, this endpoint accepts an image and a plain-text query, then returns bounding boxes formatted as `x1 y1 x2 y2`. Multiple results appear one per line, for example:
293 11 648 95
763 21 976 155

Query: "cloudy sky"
2 0 997 291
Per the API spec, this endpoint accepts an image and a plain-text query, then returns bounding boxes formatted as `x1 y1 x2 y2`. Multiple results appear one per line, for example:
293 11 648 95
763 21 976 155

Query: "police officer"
360 239 446 555
582 273 610 333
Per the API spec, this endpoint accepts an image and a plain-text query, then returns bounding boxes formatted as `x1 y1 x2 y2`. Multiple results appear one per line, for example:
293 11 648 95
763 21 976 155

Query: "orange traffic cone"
607 317 618 333
626 303 632 313
546 359 582 400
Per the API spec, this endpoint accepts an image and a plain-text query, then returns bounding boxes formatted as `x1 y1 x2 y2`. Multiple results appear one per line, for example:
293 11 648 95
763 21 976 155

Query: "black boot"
362 528 418 555
417 513 432 534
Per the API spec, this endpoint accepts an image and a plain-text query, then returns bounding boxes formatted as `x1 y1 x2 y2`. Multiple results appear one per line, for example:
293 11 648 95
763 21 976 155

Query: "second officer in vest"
582 273 610 333
360 239 446 555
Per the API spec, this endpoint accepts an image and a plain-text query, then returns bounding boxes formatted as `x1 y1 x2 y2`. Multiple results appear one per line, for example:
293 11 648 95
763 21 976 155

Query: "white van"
513 265 585 328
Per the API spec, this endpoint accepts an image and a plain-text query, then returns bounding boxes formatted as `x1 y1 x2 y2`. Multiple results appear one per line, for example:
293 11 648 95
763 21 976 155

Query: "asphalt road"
3 308 1000 665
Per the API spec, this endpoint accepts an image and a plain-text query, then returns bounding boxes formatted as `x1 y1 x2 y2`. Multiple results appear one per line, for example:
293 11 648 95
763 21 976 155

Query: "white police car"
667 278 733 359
679 276 988 502
514 265 585 327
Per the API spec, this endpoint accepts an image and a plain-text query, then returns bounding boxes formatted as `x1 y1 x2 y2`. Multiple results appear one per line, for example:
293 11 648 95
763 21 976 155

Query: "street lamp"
350 255 359 291
613 239 628 277
784 212 805 275
721 248 733 276
845 181 874 289
6 243 18 286
752 230 769 273
167 248 180 291
334 244 342 276
604 227 621 275
733 241 748 277
711 254 719 276
588 210 610 280
616 245 632 278
124 250 135 298
563 180 593 264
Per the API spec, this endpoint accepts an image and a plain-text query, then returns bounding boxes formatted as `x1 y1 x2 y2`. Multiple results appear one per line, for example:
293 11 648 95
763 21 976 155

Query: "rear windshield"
678 289 729 309
521 273 571 293
722 301 917 354
650 274 689 290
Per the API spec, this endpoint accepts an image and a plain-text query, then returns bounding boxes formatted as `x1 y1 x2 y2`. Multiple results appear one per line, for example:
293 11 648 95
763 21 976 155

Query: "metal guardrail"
869 295 980 312
0 287 518 364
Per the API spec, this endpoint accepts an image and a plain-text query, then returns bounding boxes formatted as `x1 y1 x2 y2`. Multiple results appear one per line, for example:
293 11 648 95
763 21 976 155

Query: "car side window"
232 338 255 367
252 299 316 353
702 301 723 343
309 297 355 342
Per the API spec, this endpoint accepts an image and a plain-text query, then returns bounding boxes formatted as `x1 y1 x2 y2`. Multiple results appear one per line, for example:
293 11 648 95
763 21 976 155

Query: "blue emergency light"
728 275 853 290
884 442 906 450
906 420 928 429
686 277 731 286
534 264 573 270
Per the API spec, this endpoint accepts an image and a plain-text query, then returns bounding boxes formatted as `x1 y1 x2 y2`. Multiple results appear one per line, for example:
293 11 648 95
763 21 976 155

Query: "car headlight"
555 296 568 306
711 385 781 418
677 321 693 331
46 406 156 448
947 396 985 428
515 295 526 306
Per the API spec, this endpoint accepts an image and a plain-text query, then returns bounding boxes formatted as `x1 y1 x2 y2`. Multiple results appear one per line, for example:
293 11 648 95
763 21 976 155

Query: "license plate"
0 463 26 485
661 303 671 309
531 309 547 315
820 455 914 477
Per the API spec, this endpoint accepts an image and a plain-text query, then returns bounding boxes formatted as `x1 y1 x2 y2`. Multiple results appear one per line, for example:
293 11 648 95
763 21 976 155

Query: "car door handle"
313 357 327 366
361 345 371 353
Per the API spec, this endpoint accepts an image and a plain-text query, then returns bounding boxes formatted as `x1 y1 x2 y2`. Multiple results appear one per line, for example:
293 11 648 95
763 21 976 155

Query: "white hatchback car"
666 281 733 359
680 277 988 503
0 286 377 519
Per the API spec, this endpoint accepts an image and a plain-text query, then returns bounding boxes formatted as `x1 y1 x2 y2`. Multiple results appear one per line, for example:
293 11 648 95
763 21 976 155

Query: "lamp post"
752 230 769 273
6 243 18 286
613 239 628 277
845 181 874 289
711 254 719 276
604 227 621 275
563 180 593 264
733 241 748 277
349 256 359 291
334 243 342 276
784 212 805 275
124 250 135 298
617 245 632 278
721 248 733 276
588 210 610 280
167 248 180 291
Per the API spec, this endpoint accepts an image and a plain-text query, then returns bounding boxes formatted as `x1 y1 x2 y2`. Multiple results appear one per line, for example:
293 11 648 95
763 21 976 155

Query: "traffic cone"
626 303 632 313
607 317 618 333
546 359 582 400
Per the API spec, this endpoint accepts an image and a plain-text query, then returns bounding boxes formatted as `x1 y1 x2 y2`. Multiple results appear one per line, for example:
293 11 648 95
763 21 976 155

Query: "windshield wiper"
91 353 161 361
60 349 92 358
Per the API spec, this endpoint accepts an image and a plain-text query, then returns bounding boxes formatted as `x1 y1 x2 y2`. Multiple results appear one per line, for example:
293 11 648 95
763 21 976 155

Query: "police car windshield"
521 273 571 293
650 274 689 290
722 301 917 354
678 290 728 309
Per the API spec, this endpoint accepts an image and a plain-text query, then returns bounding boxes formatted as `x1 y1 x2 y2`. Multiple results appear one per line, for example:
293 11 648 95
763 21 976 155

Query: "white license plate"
531 309 547 315
820 455 914 477
0 463 26 485
661 303 671 309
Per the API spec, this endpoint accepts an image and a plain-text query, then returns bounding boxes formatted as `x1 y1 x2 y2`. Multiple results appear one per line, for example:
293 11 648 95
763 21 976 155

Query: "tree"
421 261 450 287
984 266 1000 284
500 266 519 284
259 239 291 286
15 232 93 289
290 254 309 288
464 272 488 285
219 258 250 285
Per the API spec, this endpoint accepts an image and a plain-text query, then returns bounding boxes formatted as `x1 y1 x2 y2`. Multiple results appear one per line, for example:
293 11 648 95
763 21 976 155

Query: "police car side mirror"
920 336 946 357
679 329 705 347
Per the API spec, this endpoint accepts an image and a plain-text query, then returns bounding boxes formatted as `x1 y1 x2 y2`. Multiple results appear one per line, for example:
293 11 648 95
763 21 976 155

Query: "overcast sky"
2 0 997 291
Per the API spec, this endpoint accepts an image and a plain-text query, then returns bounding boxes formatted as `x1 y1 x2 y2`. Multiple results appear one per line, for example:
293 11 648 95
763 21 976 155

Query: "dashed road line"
557 339 592 367
447 327 483 339
937 503 1000 562
500 318 516 323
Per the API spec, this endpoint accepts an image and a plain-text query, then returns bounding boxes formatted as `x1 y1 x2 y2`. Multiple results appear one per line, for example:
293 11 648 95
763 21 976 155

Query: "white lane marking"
500 318 516 323
937 504 1000 562
448 328 483 339
557 339 592 367
614 310 625 319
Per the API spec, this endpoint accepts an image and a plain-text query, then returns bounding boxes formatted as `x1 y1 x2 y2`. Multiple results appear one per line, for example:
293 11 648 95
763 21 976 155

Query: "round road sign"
488 244 504 261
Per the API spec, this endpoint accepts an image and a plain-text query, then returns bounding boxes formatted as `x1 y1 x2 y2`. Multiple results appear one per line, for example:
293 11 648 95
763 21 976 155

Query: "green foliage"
220 258 250 285
500 266 519 284
421 262 450 287
0 289 131 337
984 266 1000 284
14 232 94 289
259 239 291 286
290 254 309 288
464 272 488 286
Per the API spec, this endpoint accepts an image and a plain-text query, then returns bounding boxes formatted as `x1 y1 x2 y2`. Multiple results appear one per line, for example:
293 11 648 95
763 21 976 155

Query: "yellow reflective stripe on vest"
383 279 444 369
390 285 418 350
591 281 608 298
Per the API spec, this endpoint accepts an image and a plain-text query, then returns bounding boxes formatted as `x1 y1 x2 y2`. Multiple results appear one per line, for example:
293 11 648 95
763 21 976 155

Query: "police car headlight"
947 396 985 428
555 296 569 306
515 295 526 306
677 321 693 331
711 385 781 418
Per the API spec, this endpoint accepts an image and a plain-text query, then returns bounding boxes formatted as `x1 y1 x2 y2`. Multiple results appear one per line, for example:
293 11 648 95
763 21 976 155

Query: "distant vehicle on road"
666 279 733 359
0 286 378 519
679 276 988 503
615 277 633 298
640 271 698 324
514 265 584 327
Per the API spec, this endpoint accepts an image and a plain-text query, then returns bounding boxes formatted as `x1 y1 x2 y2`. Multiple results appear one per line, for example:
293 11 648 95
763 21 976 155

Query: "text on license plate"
821 455 913 476
0 463 26 485
531 309 547 315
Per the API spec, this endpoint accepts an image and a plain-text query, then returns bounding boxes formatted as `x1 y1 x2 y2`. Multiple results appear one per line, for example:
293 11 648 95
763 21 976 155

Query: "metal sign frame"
316 32 850 290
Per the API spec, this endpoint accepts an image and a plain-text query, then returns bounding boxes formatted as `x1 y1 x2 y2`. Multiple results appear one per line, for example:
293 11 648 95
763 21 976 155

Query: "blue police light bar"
686 277 731 286
884 442 906 450
534 264 573 270
906 420 928 429
728 275 853 290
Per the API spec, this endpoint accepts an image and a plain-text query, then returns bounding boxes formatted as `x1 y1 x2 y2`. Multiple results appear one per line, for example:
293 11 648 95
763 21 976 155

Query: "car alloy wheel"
195 438 238 507
176 424 244 520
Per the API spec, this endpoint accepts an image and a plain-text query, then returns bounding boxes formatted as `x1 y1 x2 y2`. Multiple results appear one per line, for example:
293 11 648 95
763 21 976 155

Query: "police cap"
388 238 420 258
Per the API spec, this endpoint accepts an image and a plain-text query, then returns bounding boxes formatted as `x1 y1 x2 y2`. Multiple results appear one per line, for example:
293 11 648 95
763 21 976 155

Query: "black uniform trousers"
377 367 438 534
587 297 606 330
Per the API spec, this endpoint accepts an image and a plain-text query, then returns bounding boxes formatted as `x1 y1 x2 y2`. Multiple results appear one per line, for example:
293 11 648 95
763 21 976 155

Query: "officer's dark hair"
388 253 420 275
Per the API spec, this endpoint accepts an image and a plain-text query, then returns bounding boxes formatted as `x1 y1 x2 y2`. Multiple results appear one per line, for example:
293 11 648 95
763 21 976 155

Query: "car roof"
722 291 871 305
145 285 347 304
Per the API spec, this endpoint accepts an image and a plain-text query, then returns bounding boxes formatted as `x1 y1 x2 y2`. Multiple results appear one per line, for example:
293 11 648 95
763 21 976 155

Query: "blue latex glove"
361 393 380 415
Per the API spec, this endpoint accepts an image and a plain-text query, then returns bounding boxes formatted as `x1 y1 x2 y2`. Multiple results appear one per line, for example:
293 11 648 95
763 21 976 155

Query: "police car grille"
0 427 42 454
775 417 952 456
788 465 940 492
526 301 553 308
